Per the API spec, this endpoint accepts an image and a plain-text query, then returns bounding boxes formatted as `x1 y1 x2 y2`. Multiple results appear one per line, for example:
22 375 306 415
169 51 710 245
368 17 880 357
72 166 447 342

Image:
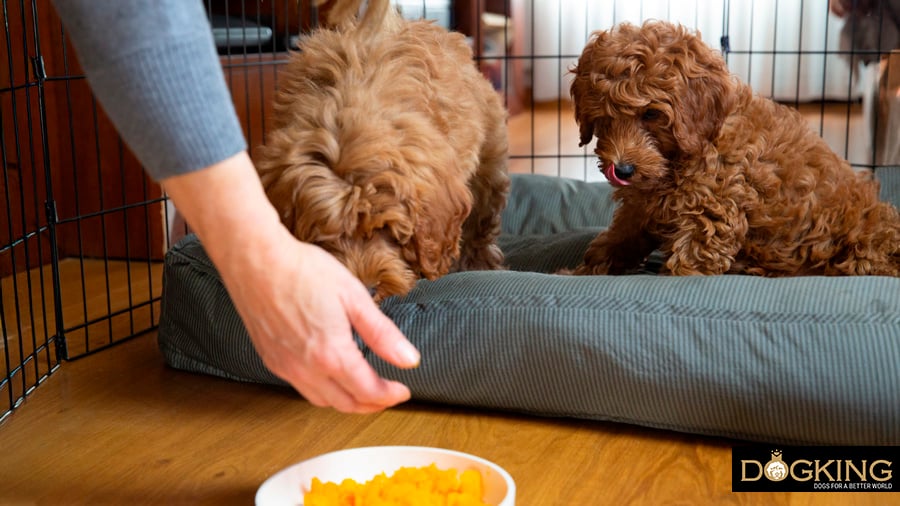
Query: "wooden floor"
0 102 888 505
1 257 163 351
2 258 163 408
1 333 891 506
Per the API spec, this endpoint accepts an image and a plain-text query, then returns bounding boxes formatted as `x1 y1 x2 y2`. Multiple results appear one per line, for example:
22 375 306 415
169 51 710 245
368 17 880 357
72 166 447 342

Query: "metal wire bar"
117 141 136 337
53 196 168 225
29 0 59 380
87 93 114 355
58 14 88 362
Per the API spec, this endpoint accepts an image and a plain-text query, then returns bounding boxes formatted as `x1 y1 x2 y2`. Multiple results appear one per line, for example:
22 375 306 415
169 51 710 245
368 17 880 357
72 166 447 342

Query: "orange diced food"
303 464 489 506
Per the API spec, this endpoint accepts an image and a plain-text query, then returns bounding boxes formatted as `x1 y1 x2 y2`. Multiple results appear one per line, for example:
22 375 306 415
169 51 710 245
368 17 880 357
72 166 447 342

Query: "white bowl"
255 446 516 506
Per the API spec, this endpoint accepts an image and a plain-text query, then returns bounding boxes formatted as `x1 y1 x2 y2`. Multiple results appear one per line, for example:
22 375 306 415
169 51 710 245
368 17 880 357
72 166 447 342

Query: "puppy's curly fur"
570 21 900 277
256 0 509 301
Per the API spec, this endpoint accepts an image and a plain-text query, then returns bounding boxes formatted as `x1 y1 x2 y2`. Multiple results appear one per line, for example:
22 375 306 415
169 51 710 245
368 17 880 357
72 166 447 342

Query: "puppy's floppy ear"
356 172 415 243
570 67 594 146
577 119 595 148
571 92 598 148
408 210 460 278
570 43 599 147
394 169 470 280
355 167 467 281
255 121 376 243
670 36 737 155
271 165 370 241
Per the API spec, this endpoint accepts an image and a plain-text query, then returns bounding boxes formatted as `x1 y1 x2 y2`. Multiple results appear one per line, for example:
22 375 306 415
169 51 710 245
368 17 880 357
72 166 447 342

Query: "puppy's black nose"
614 163 635 180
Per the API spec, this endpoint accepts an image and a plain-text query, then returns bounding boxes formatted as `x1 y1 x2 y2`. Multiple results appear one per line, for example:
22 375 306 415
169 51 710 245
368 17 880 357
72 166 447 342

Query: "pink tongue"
604 163 631 186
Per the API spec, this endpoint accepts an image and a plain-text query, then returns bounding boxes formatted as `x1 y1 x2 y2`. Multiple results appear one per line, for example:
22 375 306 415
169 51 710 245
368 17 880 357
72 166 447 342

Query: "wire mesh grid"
2 0 167 422
2 0 898 422
507 0 897 180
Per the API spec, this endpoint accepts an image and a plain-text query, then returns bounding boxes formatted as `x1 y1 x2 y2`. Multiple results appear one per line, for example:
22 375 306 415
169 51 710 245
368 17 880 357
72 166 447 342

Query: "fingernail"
396 341 420 367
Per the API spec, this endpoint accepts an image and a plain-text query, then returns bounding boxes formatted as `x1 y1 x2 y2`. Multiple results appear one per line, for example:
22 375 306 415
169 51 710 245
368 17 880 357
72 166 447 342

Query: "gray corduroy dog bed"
158 172 900 445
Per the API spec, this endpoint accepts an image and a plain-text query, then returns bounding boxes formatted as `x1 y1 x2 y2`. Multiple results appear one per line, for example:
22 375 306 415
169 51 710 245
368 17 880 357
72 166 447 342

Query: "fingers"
326 351 412 412
300 371 401 414
343 289 421 370
273 340 411 414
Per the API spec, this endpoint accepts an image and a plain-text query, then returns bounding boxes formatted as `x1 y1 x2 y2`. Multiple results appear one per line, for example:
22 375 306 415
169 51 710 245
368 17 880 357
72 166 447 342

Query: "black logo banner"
732 446 898 492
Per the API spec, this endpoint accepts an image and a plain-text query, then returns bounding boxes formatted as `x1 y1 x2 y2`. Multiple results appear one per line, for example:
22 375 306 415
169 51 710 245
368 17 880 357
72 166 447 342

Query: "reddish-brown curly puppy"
256 0 509 301
570 20 900 277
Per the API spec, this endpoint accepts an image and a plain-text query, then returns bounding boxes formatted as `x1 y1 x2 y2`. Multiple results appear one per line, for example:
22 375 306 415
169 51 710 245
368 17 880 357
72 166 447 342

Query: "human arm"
50 0 420 412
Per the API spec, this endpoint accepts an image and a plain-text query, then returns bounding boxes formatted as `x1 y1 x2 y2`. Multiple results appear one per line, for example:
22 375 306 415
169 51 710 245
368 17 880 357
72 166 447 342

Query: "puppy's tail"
313 0 396 37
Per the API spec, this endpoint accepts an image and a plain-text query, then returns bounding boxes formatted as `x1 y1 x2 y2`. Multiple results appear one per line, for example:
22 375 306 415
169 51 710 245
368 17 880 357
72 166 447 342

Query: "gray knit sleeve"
51 0 247 181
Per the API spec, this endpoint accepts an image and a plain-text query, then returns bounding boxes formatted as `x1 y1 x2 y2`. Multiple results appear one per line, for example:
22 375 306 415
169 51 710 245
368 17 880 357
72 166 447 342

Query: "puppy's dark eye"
641 109 661 121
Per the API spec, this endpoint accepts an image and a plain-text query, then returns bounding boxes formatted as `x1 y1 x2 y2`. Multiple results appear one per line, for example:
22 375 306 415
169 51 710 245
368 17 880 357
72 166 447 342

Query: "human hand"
222 227 420 413
163 151 420 413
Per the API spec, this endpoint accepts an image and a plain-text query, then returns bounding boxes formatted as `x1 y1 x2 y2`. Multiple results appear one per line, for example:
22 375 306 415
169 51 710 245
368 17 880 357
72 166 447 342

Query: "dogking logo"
762 450 788 482
732 446 899 492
